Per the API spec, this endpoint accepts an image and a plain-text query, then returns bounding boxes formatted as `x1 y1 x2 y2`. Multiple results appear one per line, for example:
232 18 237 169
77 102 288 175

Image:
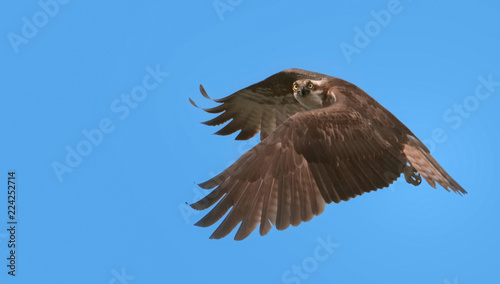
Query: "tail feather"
403 136 467 195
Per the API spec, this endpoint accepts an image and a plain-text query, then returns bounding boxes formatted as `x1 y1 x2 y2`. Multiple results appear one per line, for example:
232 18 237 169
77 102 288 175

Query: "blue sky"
1 1 500 283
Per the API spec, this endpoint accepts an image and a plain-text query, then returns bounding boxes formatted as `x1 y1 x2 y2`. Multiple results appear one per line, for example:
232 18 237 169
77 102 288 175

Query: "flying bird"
189 68 466 240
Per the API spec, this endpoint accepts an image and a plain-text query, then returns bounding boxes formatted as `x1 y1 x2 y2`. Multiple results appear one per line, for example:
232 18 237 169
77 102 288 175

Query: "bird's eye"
292 83 299 91
308 83 314 89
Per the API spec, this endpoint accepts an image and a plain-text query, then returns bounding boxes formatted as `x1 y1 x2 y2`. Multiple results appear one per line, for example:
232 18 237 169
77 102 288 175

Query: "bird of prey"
189 68 466 240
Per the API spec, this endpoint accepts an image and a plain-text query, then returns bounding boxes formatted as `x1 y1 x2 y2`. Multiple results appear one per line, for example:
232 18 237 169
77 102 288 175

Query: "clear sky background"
1 1 500 283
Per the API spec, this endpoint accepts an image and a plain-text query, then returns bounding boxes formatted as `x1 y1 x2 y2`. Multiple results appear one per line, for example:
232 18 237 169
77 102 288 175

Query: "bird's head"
292 79 336 109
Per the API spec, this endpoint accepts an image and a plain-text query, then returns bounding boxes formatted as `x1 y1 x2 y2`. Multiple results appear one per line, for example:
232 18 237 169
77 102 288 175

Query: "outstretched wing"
190 103 409 240
190 68 330 140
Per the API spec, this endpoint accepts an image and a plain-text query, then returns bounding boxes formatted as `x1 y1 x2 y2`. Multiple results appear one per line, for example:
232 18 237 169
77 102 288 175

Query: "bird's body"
190 68 466 240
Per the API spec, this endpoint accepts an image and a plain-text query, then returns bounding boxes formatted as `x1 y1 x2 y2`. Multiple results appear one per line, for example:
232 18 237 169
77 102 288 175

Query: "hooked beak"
299 86 310 96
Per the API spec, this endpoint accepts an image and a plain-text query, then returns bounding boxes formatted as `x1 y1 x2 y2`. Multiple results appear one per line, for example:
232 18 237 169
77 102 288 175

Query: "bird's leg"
404 163 422 186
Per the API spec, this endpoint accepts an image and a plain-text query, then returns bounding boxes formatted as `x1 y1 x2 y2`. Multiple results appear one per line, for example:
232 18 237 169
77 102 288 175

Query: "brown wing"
190 68 331 140
403 135 466 194
190 103 409 240
326 79 466 194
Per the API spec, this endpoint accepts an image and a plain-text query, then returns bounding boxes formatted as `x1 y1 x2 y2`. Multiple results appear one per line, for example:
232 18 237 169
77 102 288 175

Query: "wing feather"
191 104 410 239
194 179 241 227
209 181 251 239
403 135 466 194
191 69 330 140
234 180 265 240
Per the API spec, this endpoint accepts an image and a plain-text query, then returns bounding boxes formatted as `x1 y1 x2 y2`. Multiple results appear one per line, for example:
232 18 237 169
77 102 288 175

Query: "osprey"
189 68 466 240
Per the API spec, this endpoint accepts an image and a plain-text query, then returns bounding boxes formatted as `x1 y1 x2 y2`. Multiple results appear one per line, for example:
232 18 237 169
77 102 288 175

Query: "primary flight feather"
189 68 466 240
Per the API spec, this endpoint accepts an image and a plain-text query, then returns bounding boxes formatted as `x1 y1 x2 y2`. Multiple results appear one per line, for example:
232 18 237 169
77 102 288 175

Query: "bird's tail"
403 135 467 195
